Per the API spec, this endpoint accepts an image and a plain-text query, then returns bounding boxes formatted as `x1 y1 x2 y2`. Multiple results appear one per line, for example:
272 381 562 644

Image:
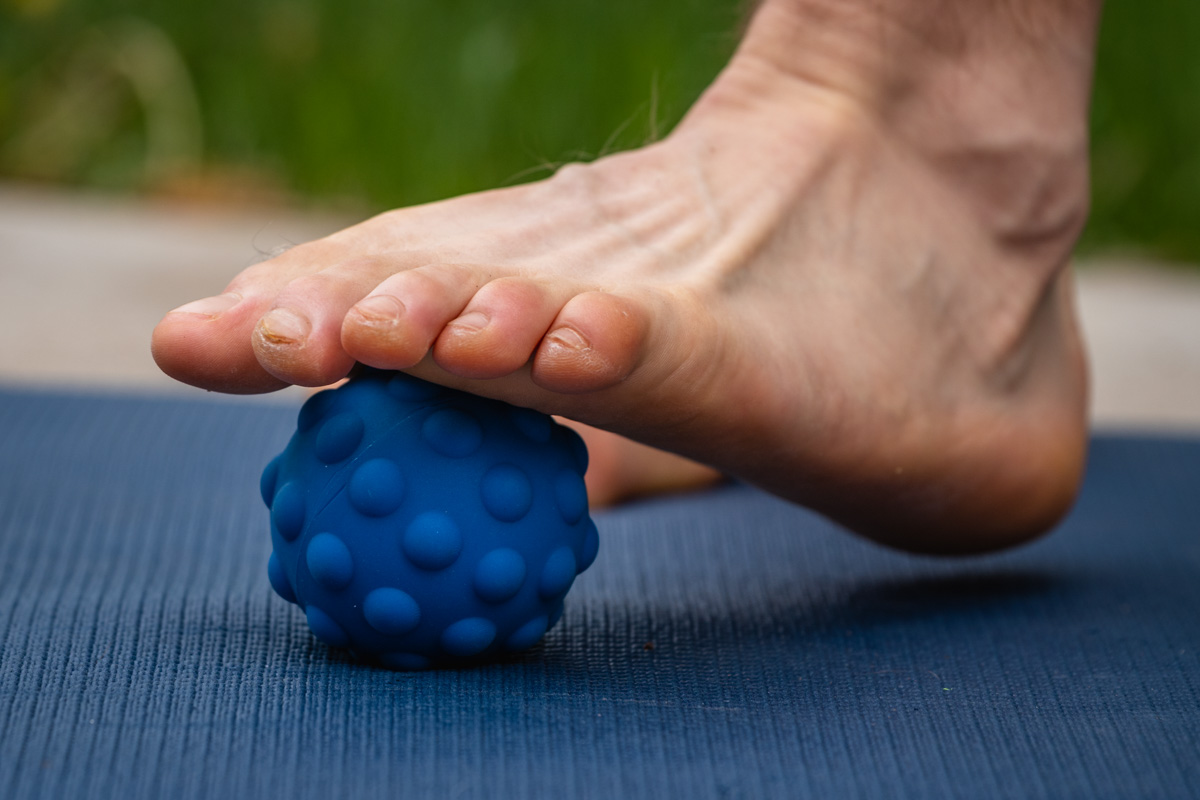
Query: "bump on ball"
348 459 406 517
403 511 463 571
363 587 421 635
314 412 364 464
473 548 527 604
481 464 534 522
422 409 483 457
271 482 305 542
306 533 355 591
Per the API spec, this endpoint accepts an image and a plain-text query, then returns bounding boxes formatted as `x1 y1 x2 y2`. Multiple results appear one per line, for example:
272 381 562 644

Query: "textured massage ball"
260 368 599 670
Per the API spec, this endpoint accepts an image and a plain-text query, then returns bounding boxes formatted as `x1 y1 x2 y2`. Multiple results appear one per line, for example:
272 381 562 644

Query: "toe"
152 291 290 394
563 421 724 506
341 263 498 370
152 240 358 393
432 277 575 379
251 256 403 386
530 291 650 394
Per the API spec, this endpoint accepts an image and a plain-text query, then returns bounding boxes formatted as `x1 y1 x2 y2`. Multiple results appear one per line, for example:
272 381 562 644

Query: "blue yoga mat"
1 386 1197 799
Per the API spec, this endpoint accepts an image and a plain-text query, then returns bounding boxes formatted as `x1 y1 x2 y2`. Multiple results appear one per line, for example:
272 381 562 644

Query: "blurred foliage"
1085 0 1200 261
0 0 1198 261
0 0 741 207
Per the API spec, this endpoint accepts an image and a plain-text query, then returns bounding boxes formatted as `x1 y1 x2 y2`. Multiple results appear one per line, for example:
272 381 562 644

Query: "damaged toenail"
169 293 242 318
449 311 490 332
546 327 588 350
353 295 404 324
258 308 310 345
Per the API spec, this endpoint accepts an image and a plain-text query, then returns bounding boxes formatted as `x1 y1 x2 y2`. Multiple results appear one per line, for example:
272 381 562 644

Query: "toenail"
258 308 310 345
546 327 589 350
352 294 404 324
448 311 490 332
168 293 242 318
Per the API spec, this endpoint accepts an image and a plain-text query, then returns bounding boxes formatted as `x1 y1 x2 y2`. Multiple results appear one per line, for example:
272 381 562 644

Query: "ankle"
688 0 1100 266
734 0 1102 113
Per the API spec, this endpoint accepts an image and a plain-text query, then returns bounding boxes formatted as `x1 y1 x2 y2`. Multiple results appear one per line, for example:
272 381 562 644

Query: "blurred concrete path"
1 182 1198 429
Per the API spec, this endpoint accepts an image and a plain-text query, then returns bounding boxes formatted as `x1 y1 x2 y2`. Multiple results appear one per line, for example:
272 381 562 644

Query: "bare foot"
153 0 1100 554
560 422 724 508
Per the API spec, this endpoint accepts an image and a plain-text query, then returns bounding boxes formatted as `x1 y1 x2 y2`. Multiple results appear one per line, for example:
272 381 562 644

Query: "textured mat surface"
1 387 1197 799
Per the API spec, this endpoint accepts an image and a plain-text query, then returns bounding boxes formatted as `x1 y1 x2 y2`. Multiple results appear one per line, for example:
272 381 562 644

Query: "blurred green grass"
1 0 1197 262
1088 0 1200 261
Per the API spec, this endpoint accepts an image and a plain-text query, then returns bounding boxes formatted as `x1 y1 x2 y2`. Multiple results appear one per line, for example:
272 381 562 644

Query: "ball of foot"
260 368 599 670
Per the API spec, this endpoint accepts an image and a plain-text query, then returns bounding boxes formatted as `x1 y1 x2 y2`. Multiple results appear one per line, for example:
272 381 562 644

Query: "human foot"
153 0 1100 553
559 421 724 507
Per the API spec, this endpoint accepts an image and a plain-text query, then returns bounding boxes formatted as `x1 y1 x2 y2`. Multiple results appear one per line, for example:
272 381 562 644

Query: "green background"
2 0 1197 262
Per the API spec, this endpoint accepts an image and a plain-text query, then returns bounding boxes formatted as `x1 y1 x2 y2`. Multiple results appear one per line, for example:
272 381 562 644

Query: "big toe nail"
169 293 242 318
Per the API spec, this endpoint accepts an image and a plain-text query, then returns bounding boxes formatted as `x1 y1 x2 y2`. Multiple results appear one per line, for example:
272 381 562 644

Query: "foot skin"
153 0 1100 554
561 420 724 508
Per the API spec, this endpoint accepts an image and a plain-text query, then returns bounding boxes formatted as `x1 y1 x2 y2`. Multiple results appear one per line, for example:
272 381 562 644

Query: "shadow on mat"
835 570 1070 626
520 568 1084 677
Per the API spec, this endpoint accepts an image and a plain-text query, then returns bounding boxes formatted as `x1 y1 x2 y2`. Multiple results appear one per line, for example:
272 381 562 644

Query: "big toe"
152 292 288 394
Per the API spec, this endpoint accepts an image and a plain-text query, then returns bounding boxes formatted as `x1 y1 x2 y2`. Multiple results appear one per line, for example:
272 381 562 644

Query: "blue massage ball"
259 368 599 670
